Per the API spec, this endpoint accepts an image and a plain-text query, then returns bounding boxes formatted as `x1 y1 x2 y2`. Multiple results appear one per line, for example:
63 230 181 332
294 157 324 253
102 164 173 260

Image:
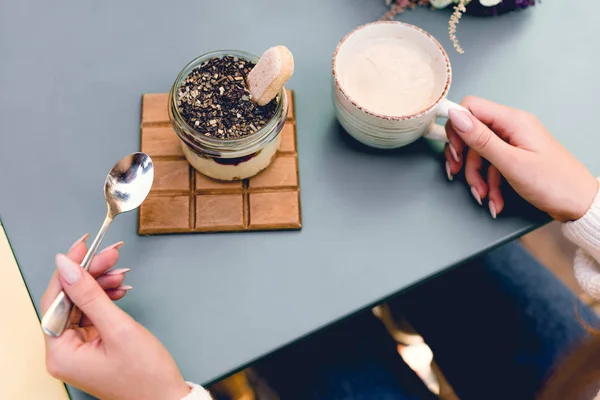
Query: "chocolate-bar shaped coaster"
138 90 301 235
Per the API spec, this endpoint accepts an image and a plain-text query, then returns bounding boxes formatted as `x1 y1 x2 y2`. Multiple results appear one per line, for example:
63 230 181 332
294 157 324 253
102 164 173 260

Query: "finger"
80 288 130 327
487 165 504 219
42 239 122 314
460 96 526 141
465 149 487 206
96 273 126 290
41 234 90 314
103 286 129 301
43 248 121 317
67 251 124 327
445 120 465 166
444 146 460 180
55 254 129 333
448 108 518 172
65 250 124 328
87 242 124 278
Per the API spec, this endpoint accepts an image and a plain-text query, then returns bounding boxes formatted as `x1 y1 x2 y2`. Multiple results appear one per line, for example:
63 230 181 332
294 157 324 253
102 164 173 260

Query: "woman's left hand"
41 235 191 400
41 235 131 325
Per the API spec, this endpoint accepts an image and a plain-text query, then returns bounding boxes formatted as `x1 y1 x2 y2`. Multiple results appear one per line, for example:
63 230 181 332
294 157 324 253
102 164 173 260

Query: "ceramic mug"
332 21 468 149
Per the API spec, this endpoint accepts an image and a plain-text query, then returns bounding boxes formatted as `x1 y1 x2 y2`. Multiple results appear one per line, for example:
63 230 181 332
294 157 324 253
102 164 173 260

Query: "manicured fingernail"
56 254 82 285
449 143 460 163
448 109 473 134
470 186 482 206
117 285 133 291
445 161 453 181
105 268 130 276
489 201 497 219
69 233 90 251
99 241 124 254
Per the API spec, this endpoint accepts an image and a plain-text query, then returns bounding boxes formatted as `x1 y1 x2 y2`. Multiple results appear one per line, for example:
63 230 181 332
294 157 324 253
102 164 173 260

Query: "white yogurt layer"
181 134 281 181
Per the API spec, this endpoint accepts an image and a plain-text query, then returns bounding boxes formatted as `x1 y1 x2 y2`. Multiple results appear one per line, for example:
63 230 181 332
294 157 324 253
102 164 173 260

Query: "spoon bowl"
105 152 154 216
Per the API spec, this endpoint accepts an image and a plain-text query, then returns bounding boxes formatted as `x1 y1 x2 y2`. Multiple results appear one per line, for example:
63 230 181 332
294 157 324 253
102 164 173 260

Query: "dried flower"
448 0 467 54
382 0 468 52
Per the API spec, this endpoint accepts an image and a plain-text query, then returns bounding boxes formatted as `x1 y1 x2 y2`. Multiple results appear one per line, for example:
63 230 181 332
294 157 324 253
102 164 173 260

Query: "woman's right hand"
443 96 599 222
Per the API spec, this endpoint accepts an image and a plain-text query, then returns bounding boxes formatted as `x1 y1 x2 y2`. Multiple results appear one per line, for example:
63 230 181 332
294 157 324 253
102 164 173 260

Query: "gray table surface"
1 0 598 398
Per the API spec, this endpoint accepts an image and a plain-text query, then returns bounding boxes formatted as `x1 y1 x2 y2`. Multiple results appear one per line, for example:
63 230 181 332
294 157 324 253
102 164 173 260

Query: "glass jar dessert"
168 50 288 181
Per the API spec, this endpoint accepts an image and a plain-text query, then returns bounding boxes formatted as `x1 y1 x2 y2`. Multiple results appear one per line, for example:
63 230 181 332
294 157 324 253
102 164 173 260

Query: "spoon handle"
41 214 113 337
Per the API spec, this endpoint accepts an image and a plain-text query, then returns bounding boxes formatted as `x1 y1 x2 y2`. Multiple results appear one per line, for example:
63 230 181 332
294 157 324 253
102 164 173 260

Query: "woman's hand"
41 235 191 400
444 96 598 222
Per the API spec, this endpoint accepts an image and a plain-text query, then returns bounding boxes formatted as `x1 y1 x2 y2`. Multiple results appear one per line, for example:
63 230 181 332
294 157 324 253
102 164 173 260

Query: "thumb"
56 253 126 332
448 108 516 170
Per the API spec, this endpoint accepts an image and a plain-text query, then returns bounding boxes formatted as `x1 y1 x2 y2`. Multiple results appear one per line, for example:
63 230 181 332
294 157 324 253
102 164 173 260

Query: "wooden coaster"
138 90 301 235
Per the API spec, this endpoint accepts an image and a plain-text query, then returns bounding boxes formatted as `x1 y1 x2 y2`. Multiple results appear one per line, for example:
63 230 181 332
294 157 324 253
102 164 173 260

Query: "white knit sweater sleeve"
181 382 213 400
562 180 600 300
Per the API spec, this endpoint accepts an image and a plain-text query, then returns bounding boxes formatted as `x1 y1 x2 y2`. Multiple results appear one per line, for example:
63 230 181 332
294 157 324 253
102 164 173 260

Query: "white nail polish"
69 233 90 251
105 268 131 276
489 201 497 219
470 186 482 206
445 161 453 181
99 241 124 254
56 254 82 285
117 285 133 291
449 143 460 163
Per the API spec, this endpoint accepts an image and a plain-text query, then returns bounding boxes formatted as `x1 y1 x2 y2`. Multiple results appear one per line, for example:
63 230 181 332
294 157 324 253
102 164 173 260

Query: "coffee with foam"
340 38 438 117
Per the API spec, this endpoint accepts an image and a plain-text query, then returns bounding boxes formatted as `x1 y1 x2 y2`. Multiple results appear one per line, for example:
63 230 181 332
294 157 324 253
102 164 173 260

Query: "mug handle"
423 99 471 143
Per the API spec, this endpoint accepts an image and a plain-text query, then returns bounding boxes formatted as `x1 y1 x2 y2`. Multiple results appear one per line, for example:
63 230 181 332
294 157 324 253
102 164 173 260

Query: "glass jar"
168 50 288 181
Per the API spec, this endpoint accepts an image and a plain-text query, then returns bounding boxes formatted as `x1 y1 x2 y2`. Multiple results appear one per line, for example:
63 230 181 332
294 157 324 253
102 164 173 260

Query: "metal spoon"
41 152 154 337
